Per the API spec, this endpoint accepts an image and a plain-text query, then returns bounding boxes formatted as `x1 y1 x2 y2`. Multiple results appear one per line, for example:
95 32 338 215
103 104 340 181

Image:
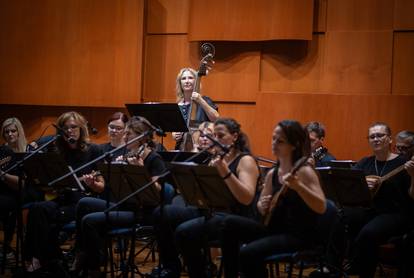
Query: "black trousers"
24 199 77 262
153 204 202 276
220 215 309 278
349 210 414 278
0 193 17 248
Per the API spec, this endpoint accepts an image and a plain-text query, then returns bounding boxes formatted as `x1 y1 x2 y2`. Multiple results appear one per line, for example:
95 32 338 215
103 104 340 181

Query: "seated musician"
171 67 219 150
345 122 414 278
395 130 414 159
305 121 336 167
0 117 33 257
220 120 326 278
189 121 215 153
98 112 129 158
24 111 104 272
71 116 168 277
151 118 259 278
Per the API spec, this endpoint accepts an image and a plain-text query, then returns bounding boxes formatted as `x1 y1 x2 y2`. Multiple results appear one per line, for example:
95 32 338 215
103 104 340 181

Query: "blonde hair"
175 67 198 102
56 111 90 151
1 117 28 152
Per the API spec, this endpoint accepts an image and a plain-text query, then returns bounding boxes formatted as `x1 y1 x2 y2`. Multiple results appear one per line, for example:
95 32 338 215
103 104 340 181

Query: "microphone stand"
0 134 61 269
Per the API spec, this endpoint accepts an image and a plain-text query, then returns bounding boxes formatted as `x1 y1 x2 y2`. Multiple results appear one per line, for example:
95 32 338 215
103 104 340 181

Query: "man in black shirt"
305 121 336 167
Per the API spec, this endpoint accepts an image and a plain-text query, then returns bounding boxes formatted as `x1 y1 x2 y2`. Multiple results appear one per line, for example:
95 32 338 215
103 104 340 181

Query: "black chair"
264 200 342 278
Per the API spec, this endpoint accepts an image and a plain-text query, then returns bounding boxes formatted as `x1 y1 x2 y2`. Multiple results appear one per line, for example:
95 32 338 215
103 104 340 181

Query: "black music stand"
97 163 160 207
327 160 357 169
170 162 237 211
125 103 188 133
158 151 210 164
23 153 82 193
316 167 372 208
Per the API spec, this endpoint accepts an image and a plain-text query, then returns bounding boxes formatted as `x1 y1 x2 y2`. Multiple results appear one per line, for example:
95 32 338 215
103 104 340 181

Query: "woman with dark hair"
99 112 129 158
151 117 259 278
220 120 326 278
71 116 168 276
24 111 104 272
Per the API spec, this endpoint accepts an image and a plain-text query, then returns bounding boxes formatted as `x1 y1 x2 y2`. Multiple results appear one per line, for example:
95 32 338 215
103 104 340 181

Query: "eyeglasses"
63 125 79 131
367 133 388 140
108 125 124 131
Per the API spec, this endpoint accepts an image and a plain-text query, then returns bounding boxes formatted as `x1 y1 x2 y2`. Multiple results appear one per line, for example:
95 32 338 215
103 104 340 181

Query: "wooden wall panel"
394 0 414 30
0 0 144 107
327 0 394 31
251 93 414 161
313 0 327 33
260 34 325 92
188 0 314 41
143 35 199 102
144 38 260 103
323 31 393 94
217 103 257 150
392 32 414 95
202 43 261 102
147 0 189 34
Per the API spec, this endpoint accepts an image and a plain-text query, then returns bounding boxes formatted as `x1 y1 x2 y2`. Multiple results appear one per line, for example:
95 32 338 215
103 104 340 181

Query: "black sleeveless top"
227 153 260 218
268 166 319 241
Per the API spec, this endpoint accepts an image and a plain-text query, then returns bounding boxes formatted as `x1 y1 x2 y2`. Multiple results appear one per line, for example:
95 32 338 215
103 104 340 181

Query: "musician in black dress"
172 67 219 149
220 120 326 278
71 116 168 276
345 122 414 278
24 111 104 272
98 112 128 159
152 118 259 278
305 121 336 167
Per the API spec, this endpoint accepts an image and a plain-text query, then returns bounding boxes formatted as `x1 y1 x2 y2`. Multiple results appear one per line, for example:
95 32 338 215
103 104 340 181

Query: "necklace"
374 158 388 177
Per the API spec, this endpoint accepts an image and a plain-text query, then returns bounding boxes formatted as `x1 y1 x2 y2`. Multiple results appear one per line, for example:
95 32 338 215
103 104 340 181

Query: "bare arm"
257 168 274 216
283 165 326 214
193 93 219 122
212 155 259 205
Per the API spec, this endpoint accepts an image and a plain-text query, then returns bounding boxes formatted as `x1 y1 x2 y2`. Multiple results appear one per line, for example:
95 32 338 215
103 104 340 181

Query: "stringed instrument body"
366 155 413 195
262 156 309 226
180 47 215 151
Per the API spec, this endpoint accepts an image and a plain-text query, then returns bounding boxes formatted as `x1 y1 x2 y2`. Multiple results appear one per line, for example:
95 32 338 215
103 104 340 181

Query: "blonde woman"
172 67 219 149
0 117 30 258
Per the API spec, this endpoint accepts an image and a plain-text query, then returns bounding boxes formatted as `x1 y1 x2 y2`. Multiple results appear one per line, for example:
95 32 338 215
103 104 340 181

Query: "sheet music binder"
316 167 372 208
97 163 160 207
170 162 237 211
125 103 188 133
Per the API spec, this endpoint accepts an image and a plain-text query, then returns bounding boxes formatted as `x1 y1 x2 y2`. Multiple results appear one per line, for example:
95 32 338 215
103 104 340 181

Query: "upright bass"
180 45 215 151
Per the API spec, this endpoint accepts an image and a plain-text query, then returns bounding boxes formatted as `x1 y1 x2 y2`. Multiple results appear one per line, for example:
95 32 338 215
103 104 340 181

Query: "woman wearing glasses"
24 111 104 273
99 112 129 159
345 122 414 278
